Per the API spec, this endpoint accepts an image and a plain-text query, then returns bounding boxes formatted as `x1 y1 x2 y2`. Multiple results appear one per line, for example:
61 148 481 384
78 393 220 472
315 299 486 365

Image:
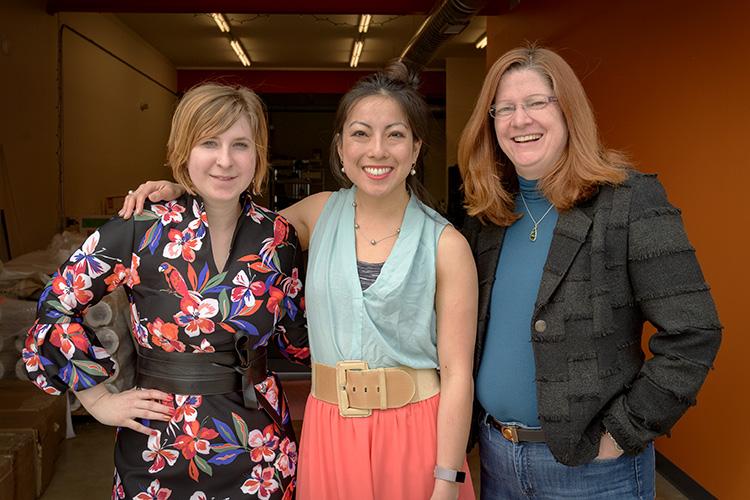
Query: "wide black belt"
136 330 283 433
136 346 244 394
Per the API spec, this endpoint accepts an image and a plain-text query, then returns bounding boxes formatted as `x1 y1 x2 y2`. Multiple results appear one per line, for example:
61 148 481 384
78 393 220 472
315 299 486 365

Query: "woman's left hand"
118 180 184 219
596 431 625 460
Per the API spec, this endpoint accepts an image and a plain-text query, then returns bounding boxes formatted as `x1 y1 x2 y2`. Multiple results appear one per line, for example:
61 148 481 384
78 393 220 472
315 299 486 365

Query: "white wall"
0 0 60 257
0 1 178 258
59 12 178 223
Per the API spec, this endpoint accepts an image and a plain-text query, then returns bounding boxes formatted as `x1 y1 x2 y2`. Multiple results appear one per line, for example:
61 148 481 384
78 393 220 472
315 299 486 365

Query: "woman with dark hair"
122 61 478 500
24 83 308 499
459 44 722 498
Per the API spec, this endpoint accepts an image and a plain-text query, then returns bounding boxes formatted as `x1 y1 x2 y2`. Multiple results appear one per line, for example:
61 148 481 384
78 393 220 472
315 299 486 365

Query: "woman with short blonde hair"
168 83 270 195
25 83 308 499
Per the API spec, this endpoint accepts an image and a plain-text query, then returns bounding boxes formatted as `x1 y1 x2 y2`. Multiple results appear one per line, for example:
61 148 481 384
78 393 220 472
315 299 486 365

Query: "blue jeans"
478 415 655 499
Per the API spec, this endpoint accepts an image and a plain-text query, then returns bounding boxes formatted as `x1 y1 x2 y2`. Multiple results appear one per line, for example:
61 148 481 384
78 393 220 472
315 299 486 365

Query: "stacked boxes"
0 432 35 500
0 381 67 498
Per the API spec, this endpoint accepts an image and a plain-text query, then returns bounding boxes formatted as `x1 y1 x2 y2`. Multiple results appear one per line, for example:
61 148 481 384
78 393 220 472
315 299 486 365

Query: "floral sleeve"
23 217 138 395
258 215 309 366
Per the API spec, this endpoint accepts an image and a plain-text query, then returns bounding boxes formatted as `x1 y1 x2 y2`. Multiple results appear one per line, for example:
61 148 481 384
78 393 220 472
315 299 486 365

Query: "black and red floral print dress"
24 191 309 500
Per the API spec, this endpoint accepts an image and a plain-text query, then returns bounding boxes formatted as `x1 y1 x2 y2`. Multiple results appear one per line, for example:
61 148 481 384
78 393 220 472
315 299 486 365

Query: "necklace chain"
352 201 401 245
519 190 555 242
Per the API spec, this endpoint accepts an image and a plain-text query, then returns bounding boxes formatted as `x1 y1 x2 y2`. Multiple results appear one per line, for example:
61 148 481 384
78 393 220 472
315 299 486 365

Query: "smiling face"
337 96 421 202
187 117 256 209
493 69 568 180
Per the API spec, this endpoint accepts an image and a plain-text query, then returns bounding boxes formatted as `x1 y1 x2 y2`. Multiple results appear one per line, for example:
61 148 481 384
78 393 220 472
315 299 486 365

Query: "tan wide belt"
311 360 441 417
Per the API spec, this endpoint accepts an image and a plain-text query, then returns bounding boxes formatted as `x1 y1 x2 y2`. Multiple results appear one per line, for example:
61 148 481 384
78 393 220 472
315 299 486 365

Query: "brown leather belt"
487 414 546 443
311 360 440 417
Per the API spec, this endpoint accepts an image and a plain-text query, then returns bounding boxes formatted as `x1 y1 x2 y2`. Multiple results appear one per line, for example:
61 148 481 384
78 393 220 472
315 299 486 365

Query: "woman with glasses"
458 45 722 499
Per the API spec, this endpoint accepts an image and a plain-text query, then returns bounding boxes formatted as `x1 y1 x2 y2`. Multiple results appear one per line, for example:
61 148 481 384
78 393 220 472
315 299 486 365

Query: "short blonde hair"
167 83 269 195
458 44 629 226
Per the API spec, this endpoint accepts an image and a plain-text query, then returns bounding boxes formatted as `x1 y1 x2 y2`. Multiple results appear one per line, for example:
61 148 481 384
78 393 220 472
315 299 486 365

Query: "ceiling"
48 1 500 71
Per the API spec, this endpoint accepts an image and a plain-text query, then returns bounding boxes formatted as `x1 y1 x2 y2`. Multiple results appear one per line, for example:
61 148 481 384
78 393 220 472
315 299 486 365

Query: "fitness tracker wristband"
434 465 466 483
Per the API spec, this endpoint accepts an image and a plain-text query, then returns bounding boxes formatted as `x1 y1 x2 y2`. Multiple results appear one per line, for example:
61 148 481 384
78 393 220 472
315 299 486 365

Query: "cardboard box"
0 381 67 497
0 456 14 500
0 432 35 500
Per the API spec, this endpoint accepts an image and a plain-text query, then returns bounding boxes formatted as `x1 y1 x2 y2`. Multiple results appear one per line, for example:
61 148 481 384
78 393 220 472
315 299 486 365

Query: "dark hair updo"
330 59 434 205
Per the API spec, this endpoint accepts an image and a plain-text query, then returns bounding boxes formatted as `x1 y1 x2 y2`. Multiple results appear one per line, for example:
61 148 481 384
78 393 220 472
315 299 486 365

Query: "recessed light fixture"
475 34 488 49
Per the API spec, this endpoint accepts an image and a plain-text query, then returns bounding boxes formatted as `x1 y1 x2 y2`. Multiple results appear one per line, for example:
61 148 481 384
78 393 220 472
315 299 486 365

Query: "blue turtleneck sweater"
475 176 559 426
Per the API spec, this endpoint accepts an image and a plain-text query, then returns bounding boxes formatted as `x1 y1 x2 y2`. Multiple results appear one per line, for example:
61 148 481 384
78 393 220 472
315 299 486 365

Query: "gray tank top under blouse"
357 260 384 291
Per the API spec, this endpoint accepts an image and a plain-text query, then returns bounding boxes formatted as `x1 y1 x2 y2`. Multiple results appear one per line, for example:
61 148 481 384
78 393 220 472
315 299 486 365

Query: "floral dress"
23 191 308 500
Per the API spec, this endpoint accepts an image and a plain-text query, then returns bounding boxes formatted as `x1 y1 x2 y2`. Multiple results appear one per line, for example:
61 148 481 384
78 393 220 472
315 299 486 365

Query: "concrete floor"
40 416 689 499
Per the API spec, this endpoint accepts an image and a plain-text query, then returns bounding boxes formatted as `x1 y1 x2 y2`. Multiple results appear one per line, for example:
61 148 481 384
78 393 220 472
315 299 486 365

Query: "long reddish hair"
458 44 629 226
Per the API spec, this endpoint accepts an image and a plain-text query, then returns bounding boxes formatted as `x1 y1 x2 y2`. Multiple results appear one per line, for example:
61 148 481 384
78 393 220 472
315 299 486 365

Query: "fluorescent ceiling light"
358 14 372 33
230 38 251 66
475 35 487 49
212 13 230 33
350 39 364 68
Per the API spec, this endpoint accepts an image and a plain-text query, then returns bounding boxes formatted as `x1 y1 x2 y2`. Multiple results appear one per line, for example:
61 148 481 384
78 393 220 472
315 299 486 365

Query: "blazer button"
534 320 547 333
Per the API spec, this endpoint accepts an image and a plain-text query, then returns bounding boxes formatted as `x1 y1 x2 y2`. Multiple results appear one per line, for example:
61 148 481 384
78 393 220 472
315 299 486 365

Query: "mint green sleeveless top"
306 187 448 369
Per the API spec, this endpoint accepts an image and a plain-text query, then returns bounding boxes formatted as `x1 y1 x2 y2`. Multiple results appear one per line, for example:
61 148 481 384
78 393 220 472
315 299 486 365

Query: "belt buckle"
500 424 520 442
336 360 372 417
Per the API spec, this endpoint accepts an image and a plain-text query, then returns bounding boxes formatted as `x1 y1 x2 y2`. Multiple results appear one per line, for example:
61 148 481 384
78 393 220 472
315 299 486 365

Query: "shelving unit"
270 157 325 211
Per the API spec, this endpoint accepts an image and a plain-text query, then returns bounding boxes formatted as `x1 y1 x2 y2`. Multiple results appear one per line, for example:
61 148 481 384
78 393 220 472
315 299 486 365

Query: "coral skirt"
297 392 475 500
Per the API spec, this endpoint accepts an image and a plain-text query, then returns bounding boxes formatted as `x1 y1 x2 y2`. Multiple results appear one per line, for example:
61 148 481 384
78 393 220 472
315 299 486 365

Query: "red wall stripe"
177 69 446 96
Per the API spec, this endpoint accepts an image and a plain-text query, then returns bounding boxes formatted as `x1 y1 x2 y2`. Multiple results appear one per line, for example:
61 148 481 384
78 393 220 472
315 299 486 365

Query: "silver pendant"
529 226 538 242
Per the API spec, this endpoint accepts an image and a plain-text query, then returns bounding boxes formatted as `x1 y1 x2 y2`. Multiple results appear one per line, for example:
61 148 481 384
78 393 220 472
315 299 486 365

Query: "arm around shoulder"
279 191 332 250
272 215 310 366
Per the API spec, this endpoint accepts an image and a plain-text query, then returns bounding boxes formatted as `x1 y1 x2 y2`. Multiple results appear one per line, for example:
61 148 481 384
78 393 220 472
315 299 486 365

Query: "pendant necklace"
519 190 555 242
352 201 401 245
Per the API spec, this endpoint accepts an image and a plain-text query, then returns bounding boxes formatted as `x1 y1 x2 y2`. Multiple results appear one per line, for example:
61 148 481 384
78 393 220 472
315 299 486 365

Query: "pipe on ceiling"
400 0 489 72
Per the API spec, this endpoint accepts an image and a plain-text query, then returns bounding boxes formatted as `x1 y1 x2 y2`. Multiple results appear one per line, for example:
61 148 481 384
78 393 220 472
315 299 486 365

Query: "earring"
411 163 416 176
341 166 346 173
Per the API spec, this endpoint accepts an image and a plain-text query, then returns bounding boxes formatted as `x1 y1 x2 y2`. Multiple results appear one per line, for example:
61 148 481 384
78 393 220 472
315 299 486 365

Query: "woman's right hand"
595 431 625 460
118 180 184 219
74 384 174 436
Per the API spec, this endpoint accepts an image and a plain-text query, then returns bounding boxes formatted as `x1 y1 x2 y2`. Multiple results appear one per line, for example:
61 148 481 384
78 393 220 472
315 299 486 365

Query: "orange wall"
485 0 748 497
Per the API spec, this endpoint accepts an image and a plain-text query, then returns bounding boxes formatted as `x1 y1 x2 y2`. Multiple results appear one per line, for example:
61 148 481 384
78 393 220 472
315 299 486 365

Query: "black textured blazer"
463 169 722 466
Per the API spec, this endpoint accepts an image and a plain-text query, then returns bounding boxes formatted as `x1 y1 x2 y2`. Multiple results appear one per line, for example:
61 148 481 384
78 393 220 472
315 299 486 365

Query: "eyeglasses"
489 96 558 119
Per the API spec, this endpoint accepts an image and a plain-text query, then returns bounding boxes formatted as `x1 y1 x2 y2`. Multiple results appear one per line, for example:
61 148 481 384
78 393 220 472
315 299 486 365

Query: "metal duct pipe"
400 0 489 72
